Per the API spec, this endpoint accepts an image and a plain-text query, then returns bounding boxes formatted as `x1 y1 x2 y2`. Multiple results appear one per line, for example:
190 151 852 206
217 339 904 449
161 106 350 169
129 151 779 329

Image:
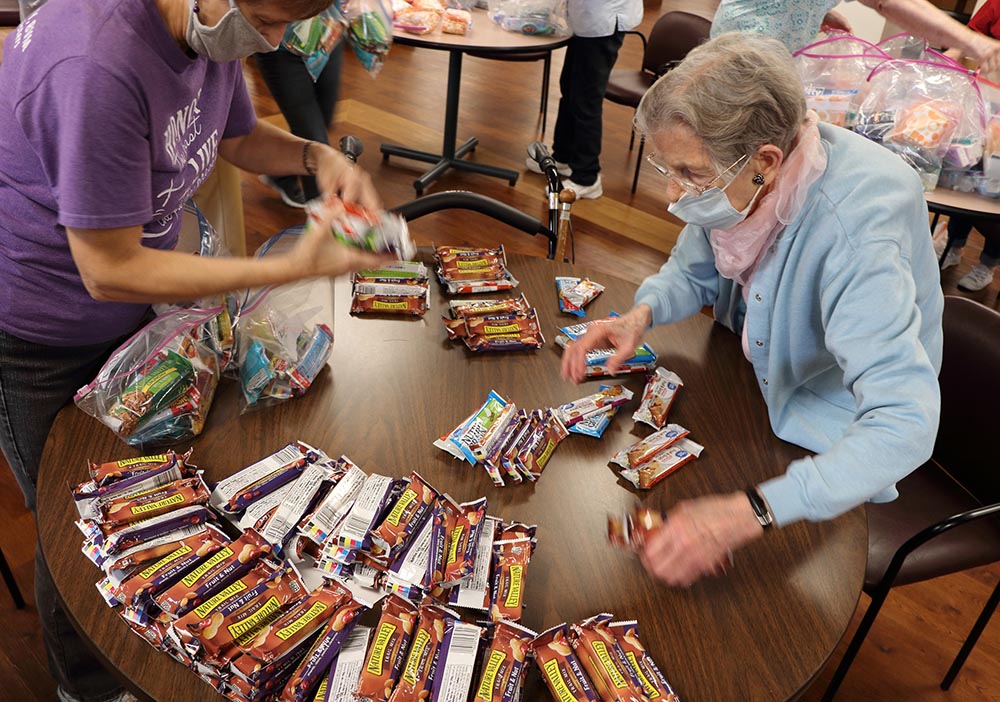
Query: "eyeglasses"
645 153 750 196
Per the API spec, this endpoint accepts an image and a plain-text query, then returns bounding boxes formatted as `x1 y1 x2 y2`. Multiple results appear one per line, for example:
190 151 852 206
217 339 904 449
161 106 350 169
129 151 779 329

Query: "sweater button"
756 340 764 347
762 378 768 385
754 293 762 302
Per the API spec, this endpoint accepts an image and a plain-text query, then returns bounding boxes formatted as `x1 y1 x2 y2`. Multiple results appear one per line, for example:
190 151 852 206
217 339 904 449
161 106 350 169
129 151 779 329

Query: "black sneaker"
259 175 307 209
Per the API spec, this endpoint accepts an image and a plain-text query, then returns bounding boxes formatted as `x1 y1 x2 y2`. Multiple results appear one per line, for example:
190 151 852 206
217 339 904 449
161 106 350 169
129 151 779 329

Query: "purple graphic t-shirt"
0 0 257 346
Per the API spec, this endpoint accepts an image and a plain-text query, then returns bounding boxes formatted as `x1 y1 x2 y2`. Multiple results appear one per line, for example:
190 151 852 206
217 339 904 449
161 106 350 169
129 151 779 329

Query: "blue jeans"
0 328 127 702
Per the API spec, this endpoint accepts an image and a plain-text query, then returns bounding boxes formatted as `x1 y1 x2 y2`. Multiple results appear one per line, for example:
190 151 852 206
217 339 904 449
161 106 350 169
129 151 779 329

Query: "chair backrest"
934 295 1000 504
642 11 713 77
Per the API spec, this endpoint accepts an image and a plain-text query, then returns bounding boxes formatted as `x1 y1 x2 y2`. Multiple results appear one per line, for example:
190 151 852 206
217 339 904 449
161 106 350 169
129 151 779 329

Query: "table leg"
381 49 521 195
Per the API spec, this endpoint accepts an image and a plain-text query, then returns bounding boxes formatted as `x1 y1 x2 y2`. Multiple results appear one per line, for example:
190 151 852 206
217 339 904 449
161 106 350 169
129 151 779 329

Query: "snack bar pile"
392 0 472 35
554 316 657 379
555 276 605 317
533 614 681 702
442 294 544 352
434 245 519 295
306 194 415 260
351 261 430 317
435 390 571 486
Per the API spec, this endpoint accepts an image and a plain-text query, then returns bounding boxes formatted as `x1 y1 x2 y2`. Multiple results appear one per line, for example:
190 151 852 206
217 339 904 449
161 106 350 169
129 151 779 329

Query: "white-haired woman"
562 33 944 587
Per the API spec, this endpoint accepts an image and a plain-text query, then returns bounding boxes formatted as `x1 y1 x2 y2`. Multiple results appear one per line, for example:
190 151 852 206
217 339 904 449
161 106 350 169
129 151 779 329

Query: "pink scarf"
708 111 828 288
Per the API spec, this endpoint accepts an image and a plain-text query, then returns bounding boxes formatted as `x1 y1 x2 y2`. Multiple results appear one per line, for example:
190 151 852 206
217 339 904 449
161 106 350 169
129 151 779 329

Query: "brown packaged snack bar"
435 246 507 282
514 410 568 479
104 523 211 573
116 527 229 607
371 472 439 558
449 295 530 320
99 476 210 526
607 507 664 552
387 603 459 702
532 624 599 702
569 616 648 702
352 292 428 317
279 598 366 702
179 566 306 665
472 620 536 702
442 497 488 587
607 621 680 702
355 593 419 702
171 559 280 642
489 536 534 623
153 528 273 617
463 311 540 342
236 580 353 671
89 450 189 487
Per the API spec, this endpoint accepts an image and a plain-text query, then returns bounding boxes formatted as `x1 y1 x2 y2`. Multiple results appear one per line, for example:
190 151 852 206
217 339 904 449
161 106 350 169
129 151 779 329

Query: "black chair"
823 295 1000 700
0 547 25 609
604 11 712 194
467 48 554 135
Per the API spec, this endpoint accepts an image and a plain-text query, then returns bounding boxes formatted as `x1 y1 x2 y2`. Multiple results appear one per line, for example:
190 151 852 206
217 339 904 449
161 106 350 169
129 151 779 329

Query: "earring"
752 173 765 186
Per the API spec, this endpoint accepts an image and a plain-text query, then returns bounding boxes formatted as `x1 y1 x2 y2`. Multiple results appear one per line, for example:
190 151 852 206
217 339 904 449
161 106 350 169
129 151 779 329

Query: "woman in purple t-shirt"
0 0 387 700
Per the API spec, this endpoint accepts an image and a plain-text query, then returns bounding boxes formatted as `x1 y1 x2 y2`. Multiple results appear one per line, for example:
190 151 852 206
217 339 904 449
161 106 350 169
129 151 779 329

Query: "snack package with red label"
279 598 367 702
620 438 704 490
100 505 216 560
306 194 415 259
632 368 683 430
532 624 599 702
387 602 460 702
489 534 535 623
433 245 519 294
561 278 605 310
569 615 648 702
557 386 634 427
355 594 419 702
513 409 568 480
102 523 210 574
607 621 680 702
462 310 544 353
609 425 690 470
99 475 211 526
472 620 536 702
555 277 586 317
154 528 274 617
607 506 664 552
441 497 488 587
89 449 192 487
371 472 440 559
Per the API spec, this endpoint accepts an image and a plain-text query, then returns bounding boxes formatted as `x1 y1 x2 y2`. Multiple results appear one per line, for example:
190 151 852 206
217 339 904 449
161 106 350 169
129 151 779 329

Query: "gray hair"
636 32 807 167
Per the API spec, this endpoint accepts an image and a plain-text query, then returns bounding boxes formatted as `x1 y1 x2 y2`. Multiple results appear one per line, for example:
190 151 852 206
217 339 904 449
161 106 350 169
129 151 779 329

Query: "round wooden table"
36 252 866 702
381 8 570 195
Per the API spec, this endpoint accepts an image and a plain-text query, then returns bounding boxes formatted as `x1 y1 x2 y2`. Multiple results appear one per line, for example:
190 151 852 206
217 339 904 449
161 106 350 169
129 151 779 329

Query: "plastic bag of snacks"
306 193 415 260
343 0 393 76
235 229 336 411
281 6 347 81
854 58 985 190
486 0 568 36
793 34 889 129
393 0 444 34
75 308 226 448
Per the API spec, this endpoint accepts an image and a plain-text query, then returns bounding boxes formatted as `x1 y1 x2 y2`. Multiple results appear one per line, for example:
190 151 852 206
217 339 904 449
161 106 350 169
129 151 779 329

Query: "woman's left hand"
314 145 382 211
640 492 765 587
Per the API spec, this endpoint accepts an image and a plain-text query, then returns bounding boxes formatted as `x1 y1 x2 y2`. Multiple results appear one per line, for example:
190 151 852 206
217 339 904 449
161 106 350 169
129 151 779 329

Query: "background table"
926 188 1000 280
37 253 866 702
381 10 570 195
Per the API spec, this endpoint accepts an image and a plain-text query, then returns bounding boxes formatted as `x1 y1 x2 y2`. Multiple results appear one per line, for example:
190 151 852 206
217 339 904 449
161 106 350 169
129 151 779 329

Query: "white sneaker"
524 155 571 177
931 220 949 257
941 248 963 270
560 176 603 200
957 263 995 292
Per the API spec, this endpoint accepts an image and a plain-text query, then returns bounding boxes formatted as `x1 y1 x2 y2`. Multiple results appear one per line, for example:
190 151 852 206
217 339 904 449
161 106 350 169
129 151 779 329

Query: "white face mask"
667 165 764 230
186 0 279 62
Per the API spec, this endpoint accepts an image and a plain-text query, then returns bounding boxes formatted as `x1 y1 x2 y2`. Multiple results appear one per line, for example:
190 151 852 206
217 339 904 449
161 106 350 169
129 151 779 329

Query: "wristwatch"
745 487 773 529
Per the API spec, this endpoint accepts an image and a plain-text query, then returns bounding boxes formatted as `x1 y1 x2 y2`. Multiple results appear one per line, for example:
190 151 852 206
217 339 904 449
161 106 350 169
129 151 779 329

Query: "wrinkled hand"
820 9 851 33
971 34 1000 76
291 205 394 279
314 145 382 211
560 305 652 384
640 492 764 587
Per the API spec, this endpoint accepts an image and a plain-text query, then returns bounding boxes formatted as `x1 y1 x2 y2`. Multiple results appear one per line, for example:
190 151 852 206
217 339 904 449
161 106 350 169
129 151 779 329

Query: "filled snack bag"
344 0 394 76
486 0 568 36
75 307 226 448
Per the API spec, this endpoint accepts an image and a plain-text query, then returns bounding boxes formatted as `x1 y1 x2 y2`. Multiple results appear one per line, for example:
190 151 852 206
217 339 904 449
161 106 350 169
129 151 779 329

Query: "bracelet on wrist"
302 141 318 176
745 487 773 530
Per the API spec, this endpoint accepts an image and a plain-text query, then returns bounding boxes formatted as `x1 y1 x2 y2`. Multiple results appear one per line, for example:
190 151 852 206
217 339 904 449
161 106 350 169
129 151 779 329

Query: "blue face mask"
667 172 764 231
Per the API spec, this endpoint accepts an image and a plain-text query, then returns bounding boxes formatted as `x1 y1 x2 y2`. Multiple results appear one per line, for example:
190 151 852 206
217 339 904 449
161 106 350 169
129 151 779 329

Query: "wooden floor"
1 5 999 701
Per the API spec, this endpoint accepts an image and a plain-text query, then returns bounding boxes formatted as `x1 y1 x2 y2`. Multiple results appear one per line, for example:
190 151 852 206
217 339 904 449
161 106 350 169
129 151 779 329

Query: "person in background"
0 0 386 700
935 0 1000 292
562 33 943 587
524 0 643 200
712 0 1000 72
255 11 346 207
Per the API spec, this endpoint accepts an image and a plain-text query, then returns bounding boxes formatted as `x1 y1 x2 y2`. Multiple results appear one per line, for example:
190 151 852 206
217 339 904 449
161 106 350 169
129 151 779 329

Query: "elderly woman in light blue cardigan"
562 32 943 587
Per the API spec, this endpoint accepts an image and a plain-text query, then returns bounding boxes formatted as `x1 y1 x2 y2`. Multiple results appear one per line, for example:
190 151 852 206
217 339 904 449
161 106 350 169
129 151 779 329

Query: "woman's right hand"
290 207 394 279
560 305 653 384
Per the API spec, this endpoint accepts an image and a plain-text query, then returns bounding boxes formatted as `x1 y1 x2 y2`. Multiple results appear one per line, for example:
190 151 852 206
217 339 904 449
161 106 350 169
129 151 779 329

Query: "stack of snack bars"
609 368 704 489
351 261 430 317
533 613 681 702
554 316 657 378
70 441 545 701
434 245 519 294
555 276 605 317
435 390 571 486
441 294 544 352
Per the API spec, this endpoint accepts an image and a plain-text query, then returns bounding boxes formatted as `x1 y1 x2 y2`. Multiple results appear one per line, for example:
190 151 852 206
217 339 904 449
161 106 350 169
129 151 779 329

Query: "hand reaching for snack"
560 305 653 384
639 492 764 587
312 144 382 211
291 205 396 280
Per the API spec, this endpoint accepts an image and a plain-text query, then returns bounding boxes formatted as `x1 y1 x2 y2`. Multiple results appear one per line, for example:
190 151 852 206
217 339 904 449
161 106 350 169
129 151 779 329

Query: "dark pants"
254 44 345 201
0 328 127 702
948 215 1000 267
551 31 625 186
